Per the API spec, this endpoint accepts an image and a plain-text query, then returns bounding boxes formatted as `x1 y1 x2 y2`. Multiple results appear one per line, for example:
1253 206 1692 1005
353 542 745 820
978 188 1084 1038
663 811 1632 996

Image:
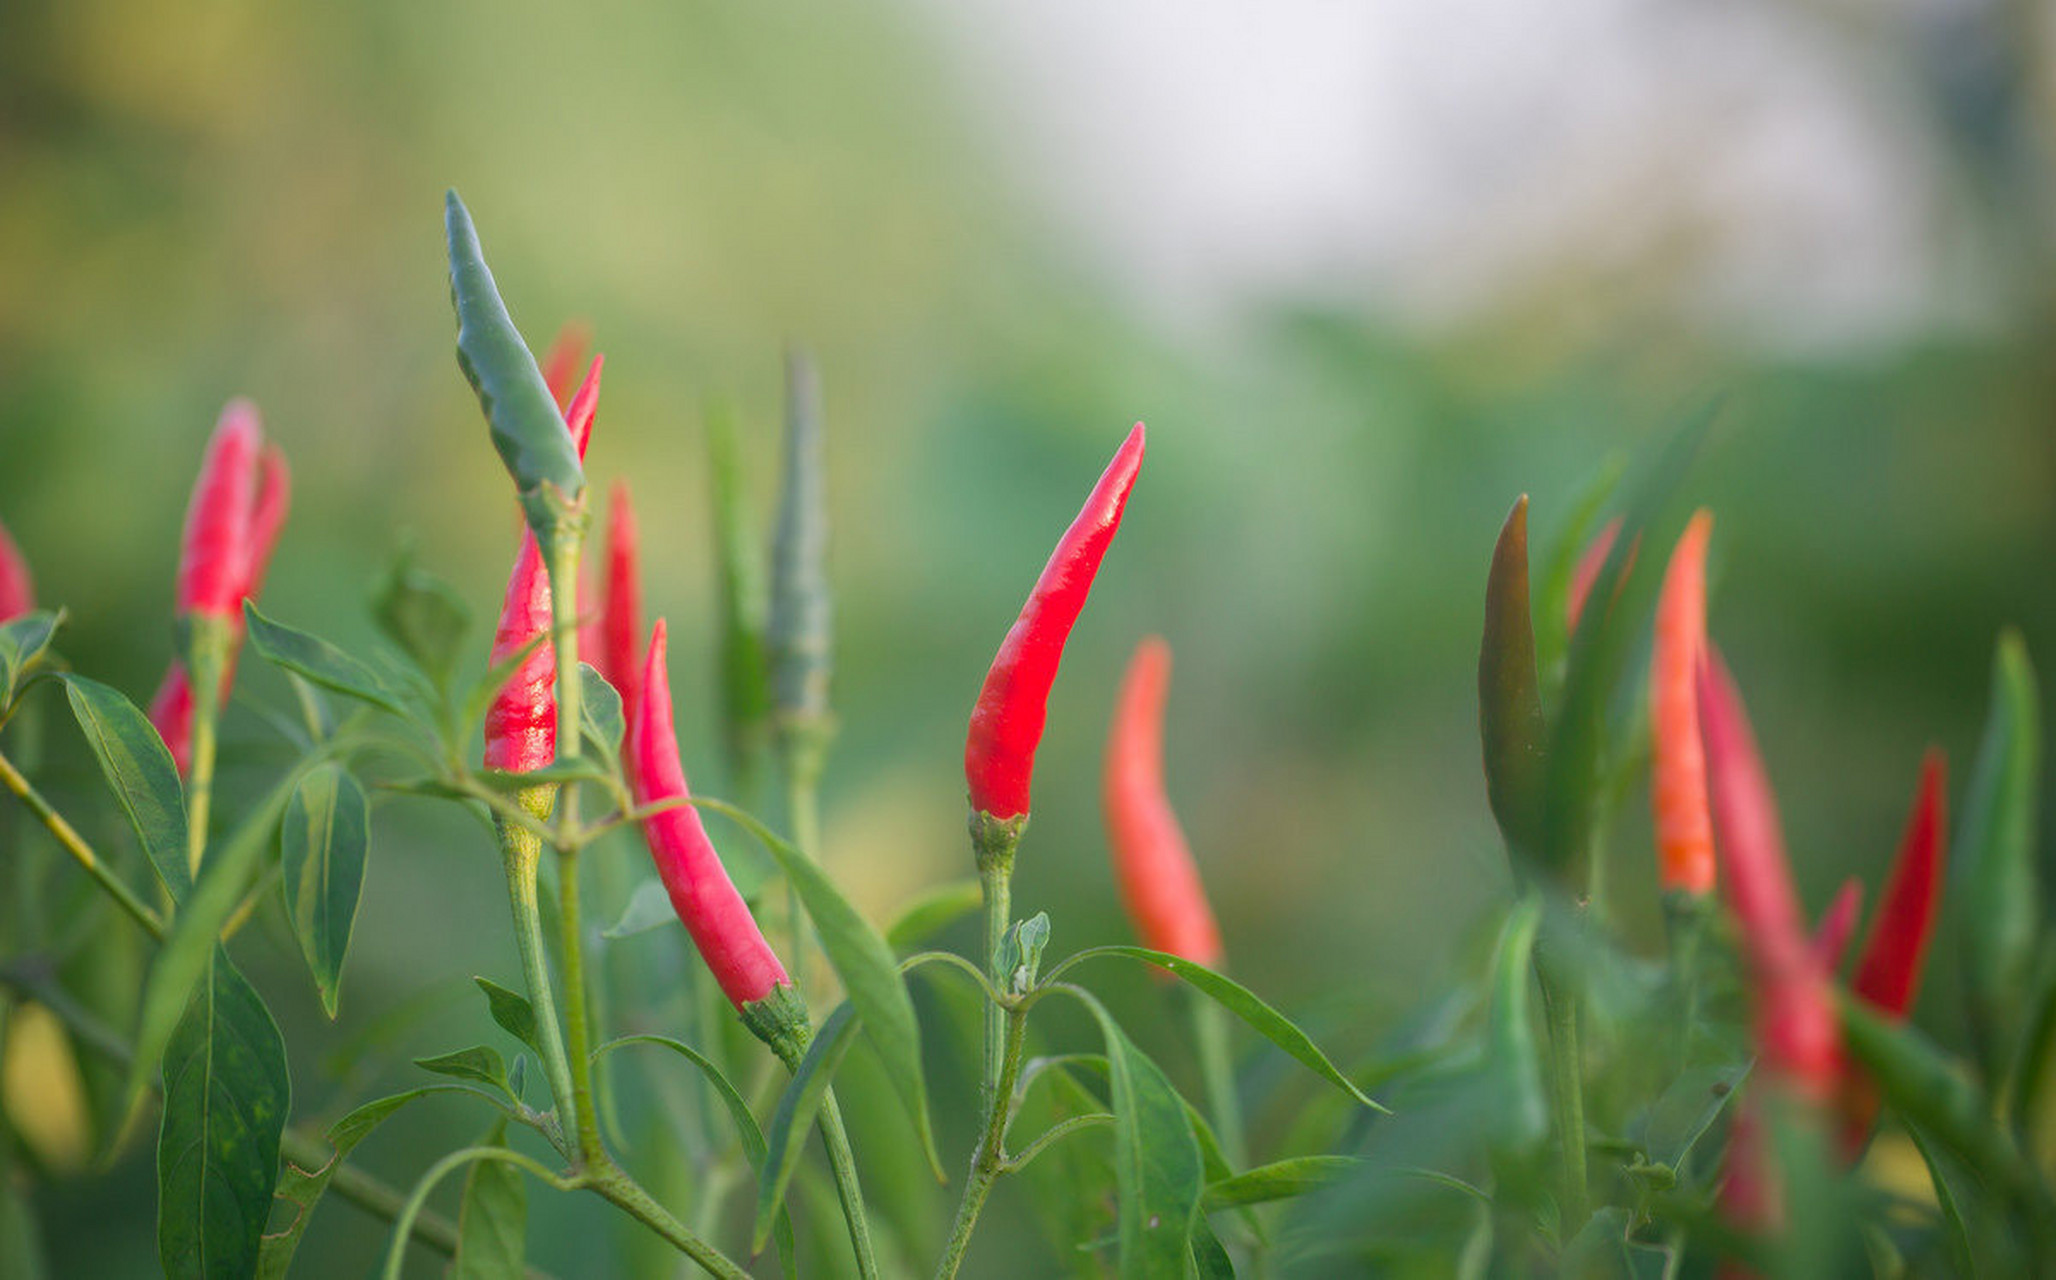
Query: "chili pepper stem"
497 796 579 1160
935 1002 1030 1280
182 615 234 875
1536 950 1590 1236
1663 889 1714 1073
0 750 166 941
1189 991 1247 1170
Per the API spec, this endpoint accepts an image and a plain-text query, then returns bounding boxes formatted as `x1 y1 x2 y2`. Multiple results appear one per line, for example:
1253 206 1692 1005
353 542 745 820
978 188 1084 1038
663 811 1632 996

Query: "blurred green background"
2 0 2054 1274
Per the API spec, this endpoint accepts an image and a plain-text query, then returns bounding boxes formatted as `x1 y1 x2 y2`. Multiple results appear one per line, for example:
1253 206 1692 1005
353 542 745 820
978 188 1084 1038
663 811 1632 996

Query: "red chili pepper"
630 618 794 1010
1697 647 1841 1103
1564 517 1619 632
1810 877 1863 975
965 423 1145 822
483 358 601 773
245 445 292 600
148 670 196 775
601 481 643 770
175 400 263 619
1103 636 1223 969
1839 750 1947 1154
540 322 591 410
1651 511 1716 896
0 518 31 623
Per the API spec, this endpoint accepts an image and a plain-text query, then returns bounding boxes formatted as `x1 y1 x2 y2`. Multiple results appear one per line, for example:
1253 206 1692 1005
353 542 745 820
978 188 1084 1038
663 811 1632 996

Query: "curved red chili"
965 422 1145 821
1650 511 1715 896
1697 646 1841 1102
1103 636 1223 969
631 618 794 1010
0 518 31 623
175 399 262 618
601 481 644 766
483 358 601 773
540 322 591 410
1853 749 1946 1019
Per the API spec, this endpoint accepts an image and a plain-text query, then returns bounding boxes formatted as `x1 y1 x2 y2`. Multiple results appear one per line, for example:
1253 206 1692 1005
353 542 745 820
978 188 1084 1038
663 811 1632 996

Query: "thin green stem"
0 751 165 941
817 1091 880 1280
558 844 603 1167
498 802 578 1159
183 626 231 876
589 1164 754 1280
935 1004 1029 1279
1537 958 1589 1235
785 755 822 989
1190 992 1246 1169
979 863 1013 1104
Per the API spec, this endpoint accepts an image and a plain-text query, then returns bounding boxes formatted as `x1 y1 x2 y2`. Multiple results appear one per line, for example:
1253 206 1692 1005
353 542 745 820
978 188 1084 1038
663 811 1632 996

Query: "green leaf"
0 1162 49 1280
704 400 774 786
415 1046 513 1098
0 609 62 705
996 912 1051 995
61 673 190 901
579 662 624 757
477 757 613 791
1044 946 1382 1111
1633 1061 1747 1172
244 603 411 716
754 1003 861 1251
885 879 983 952
157 953 290 1280
445 190 585 534
459 631 548 747
453 1119 527 1280
124 769 299 1123
1053 986 1204 1280
260 1084 503 1279
595 1034 798 1271
371 548 470 689
280 764 369 1019
1482 897 1548 1156
1957 630 2041 1083
601 878 677 940
1479 496 1548 865
1542 400 1715 886
1189 1213 1235 1280
473 977 539 1054
1532 459 1624 685
702 798 942 1179
1202 1156 1363 1210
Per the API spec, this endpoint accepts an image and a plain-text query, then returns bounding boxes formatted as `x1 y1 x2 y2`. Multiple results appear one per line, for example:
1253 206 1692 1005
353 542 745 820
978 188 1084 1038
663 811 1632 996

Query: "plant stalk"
1190 992 1246 1169
1537 957 1590 1235
0 750 165 941
183 625 232 876
935 1003 1029 1279
498 799 578 1158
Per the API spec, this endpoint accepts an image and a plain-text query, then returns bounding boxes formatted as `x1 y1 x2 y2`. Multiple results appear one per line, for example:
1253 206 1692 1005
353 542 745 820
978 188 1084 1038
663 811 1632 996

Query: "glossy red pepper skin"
965 422 1145 821
482 358 601 774
1698 648 1841 1103
0 518 31 622
175 400 263 618
601 481 643 770
631 619 794 1010
1651 511 1716 895
1103 637 1224 969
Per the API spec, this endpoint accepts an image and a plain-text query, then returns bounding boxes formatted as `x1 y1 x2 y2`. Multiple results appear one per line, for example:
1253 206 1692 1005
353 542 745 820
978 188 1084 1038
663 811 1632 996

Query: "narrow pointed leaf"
1202 1156 1363 1210
1190 1214 1235 1279
280 764 368 1018
1956 631 2040 1082
244 604 410 716
371 549 470 689
157 953 290 1280
600 879 677 940
414 1046 513 1098
0 609 62 704
1045 946 1381 1110
1479 496 1547 864
702 798 941 1177
452 1120 527 1280
61 673 190 901
473 977 539 1054
754 1003 860 1251
579 662 624 758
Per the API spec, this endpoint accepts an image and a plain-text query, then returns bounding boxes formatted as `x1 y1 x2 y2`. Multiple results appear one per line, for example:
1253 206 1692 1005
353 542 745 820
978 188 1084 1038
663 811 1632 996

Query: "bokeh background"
2 0 2053 1275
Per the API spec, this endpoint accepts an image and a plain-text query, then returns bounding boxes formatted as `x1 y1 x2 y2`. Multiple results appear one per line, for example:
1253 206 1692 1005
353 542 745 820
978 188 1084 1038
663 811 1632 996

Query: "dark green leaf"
1482 897 1548 1157
768 350 832 727
1202 1156 1363 1210
579 663 624 757
61 673 190 901
703 798 941 1178
477 757 613 791
125 770 298 1120
1189 1213 1235 1280
601 878 677 940
1056 987 1204 1280
244 604 410 716
158 953 290 1280
754 1003 860 1251
885 879 983 952
1479 496 1548 865
1634 1062 1747 1171
280 764 369 1018
452 1119 527 1280
0 609 62 705
1045 946 1382 1111
473 977 539 1054
996 912 1051 995
1957 630 2041 1084
415 1046 513 1098
445 190 585 534
371 548 470 688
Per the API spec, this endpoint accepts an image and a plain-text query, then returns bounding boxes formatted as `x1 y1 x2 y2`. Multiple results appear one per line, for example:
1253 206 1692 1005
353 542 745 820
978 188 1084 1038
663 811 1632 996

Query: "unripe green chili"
768 349 833 748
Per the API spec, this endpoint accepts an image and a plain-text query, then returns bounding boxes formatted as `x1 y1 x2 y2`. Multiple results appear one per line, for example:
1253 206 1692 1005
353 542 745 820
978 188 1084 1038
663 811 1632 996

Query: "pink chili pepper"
0 518 32 622
601 481 643 777
1810 878 1863 975
631 619 793 1009
175 400 262 618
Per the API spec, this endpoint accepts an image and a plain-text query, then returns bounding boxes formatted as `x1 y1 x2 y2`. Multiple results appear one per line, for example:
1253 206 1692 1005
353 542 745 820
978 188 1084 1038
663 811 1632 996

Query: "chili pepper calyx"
740 983 811 1066
969 808 1028 875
